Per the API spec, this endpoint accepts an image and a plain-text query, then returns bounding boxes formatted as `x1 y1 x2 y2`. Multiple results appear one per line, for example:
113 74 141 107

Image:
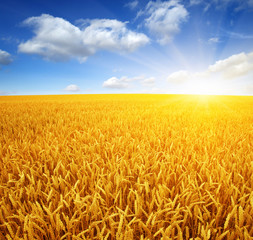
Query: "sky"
0 0 253 96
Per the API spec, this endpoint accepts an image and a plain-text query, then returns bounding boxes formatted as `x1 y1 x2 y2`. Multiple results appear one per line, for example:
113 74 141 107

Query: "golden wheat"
0 94 252 239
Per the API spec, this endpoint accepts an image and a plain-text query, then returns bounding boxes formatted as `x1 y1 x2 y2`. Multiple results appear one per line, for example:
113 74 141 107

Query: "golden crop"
0 94 252 239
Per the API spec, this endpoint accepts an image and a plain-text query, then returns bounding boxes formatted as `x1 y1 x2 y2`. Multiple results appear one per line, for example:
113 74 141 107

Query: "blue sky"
0 0 253 95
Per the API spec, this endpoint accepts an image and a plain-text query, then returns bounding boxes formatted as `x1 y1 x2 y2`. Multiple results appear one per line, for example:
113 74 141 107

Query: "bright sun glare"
182 79 228 95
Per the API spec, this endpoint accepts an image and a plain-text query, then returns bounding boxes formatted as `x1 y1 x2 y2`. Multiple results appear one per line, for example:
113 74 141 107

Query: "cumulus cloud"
167 51 253 95
167 70 190 83
141 0 188 44
18 14 149 62
208 52 253 79
168 51 253 85
0 49 13 65
103 75 156 89
64 84 80 92
103 77 129 89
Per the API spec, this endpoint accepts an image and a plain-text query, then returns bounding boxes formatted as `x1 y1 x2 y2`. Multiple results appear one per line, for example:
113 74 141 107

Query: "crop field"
0 94 252 239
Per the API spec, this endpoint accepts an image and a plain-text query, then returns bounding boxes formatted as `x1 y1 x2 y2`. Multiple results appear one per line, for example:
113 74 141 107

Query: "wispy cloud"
0 49 13 66
18 14 149 62
112 68 123 73
103 75 156 89
208 37 220 43
189 0 202 6
0 91 10 96
141 77 155 86
225 31 253 40
1 36 20 44
125 0 138 10
201 0 253 12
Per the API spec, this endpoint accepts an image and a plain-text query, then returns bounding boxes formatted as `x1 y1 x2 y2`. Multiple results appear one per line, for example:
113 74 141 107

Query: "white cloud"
0 49 13 65
103 75 156 89
168 52 253 85
167 70 190 83
18 14 149 62
189 0 253 13
208 52 253 79
167 51 253 95
64 84 80 92
226 31 253 40
142 0 188 44
125 0 138 10
190 0 202 5
208 37 220 43
103 77 129 89
205 0 253 11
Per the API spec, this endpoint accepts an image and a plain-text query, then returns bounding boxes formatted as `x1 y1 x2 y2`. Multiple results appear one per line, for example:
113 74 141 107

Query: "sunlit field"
0 94 252 239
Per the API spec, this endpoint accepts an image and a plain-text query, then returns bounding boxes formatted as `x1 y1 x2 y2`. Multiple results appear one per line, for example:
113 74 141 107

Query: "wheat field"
0 94 252 239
